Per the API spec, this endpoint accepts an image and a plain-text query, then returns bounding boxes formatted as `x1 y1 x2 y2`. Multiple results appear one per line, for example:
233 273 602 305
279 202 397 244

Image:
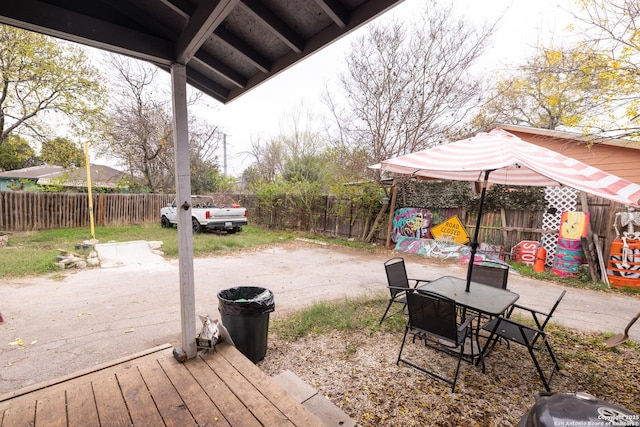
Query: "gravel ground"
258 320 640 426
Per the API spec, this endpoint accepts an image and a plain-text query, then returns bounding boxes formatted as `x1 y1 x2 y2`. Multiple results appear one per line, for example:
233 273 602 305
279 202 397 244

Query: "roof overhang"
498 124 640 151
0 0 405 104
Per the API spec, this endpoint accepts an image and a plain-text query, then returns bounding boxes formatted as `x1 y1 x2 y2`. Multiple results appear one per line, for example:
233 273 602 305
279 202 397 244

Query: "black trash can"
217 287 275 363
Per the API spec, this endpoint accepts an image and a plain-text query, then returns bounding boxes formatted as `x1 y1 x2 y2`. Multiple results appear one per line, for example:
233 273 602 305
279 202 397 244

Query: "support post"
171 63 196 359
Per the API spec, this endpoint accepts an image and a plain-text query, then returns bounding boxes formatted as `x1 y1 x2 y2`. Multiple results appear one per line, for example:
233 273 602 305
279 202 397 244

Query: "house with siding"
500 124 640 185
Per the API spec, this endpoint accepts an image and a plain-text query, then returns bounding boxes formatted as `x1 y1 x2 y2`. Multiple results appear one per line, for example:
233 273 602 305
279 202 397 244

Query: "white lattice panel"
541 187 578 266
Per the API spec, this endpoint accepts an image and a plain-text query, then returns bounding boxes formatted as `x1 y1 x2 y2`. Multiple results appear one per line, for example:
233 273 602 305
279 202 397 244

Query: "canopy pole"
465 170 492 292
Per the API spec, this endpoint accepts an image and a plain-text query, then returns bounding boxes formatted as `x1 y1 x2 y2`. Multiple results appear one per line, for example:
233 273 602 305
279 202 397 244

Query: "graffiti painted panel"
559 211 590 239
391 208 433 243
552 211 589 277
395 236 469 259
479 242 505 261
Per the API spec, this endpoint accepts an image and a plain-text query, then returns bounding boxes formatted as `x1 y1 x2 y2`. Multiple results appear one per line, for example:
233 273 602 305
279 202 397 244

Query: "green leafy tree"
572 0 640 138
40 137 85 167
0 134 37 170
0 25 106 146
472 47 635 132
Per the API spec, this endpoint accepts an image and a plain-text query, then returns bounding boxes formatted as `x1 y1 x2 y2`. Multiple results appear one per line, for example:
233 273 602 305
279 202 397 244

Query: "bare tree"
241 102 328 186
98 56 174 192
325 0 497 171
242 136 287 185
98 55 223 192
325 0 497 241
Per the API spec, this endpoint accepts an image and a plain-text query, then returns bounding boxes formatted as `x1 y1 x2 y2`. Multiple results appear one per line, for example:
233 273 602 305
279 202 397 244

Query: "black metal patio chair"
396 289 480 393
379 257 430 325
470 264 510 289
481 290 566 391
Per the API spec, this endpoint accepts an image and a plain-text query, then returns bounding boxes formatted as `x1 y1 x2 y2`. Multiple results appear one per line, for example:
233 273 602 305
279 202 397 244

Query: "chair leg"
450 334 467 392
397 328 464 393
544 340 560 373
379 299 395 325
396 325 410 365
525 344 552 392
380 301 406 325
471 330 486 374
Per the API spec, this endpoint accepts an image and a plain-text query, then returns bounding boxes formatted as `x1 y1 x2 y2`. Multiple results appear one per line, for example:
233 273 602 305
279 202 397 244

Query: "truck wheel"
192 217 202 234
161 216 172 228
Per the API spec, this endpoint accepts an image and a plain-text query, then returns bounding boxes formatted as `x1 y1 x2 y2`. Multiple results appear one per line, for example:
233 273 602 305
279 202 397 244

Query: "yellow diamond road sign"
430 215 469 245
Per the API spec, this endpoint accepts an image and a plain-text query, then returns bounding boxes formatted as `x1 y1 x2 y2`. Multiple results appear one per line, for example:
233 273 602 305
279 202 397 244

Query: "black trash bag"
217 287 275 316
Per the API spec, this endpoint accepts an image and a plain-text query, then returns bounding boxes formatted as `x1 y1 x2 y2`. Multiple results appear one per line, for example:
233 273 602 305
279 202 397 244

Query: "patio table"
419 275 520 317
417 275 520 369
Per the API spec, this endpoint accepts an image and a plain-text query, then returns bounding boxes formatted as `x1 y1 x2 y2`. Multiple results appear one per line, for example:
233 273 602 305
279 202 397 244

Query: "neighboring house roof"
498 124 640 185
499 124 640 150
0 165 64 180
0 164 128 188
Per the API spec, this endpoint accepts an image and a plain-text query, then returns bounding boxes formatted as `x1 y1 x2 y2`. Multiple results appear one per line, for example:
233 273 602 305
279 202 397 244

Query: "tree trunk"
365 201 388 243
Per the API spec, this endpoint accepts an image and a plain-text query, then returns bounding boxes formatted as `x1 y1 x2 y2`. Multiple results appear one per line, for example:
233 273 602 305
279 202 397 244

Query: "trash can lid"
218 287 275 315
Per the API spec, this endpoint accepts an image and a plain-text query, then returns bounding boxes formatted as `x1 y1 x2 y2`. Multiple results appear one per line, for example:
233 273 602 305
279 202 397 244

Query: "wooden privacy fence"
0 191 622 264
0 192 173 231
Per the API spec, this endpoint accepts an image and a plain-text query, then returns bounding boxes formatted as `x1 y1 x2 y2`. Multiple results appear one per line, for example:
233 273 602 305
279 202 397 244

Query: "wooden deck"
0 342 324 427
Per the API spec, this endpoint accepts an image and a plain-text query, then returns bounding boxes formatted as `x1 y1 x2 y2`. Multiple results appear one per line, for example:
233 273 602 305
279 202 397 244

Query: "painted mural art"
394 236 469 259
552 211 589 277
391 208 433 243
479 242 505 261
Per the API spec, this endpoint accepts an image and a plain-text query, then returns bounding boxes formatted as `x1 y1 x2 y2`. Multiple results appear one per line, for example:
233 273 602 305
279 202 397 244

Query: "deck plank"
159 356 231 427
66 380 99 427
202 345 295 427
216 343 325 427
137 360 196 427
0 399 35 427
0 343 322 427
92 374 133 427
116 367 164 427
35 388 66 427
186 353 262 427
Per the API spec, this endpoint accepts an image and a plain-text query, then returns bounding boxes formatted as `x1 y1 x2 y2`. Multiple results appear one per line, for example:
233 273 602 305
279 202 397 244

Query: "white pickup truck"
160 195 247 233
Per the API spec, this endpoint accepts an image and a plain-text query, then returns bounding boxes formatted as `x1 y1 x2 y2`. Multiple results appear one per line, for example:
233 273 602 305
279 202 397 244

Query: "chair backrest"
470 264 509 289
406 289 458 343
384 257 410 297
538 290 567 331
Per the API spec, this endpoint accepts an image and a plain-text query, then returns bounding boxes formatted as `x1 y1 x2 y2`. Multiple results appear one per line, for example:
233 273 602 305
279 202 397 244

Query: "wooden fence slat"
0 192 620 260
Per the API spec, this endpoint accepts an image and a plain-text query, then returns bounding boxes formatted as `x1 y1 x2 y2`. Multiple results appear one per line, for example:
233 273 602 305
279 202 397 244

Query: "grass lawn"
0 224 297 278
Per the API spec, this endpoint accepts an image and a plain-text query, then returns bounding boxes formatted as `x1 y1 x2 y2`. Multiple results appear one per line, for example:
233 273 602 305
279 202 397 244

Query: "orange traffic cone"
534 245 546 272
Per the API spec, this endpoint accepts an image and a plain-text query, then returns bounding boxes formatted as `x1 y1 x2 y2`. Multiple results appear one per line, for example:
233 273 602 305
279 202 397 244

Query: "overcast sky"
88 0 575 176
203 0 576 176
